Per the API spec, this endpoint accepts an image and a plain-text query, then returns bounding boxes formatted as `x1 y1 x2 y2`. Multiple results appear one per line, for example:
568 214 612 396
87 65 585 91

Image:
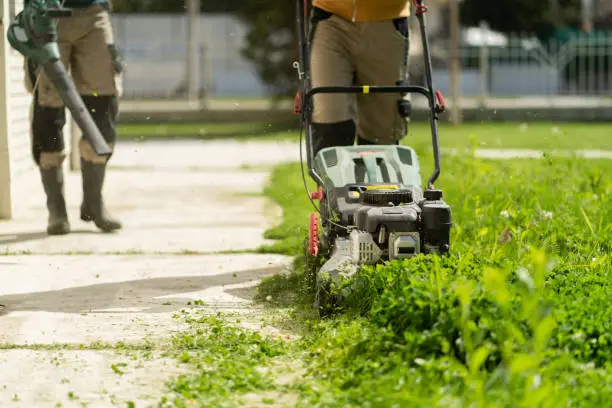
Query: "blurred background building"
108 0 612 101
1 0 611 219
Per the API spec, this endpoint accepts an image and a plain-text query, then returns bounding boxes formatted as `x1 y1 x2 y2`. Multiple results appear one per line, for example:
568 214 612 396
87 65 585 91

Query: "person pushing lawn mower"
22 0 123 235
294 0 451 315
307 0 412 156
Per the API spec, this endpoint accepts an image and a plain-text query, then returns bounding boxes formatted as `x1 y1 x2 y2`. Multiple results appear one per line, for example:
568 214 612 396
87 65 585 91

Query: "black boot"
357 135 400 146
80 158 122 232
40 167 71 235
312 120 356 157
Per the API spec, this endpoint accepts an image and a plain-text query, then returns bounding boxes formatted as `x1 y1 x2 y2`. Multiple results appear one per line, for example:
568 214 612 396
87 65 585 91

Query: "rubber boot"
357 135 399 146
40 167 71 235
80 158 122 232
312 120 356 157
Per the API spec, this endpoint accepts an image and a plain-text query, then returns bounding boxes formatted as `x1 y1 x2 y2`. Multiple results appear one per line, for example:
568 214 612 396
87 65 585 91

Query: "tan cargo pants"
310 11 410 144
24 4 122 107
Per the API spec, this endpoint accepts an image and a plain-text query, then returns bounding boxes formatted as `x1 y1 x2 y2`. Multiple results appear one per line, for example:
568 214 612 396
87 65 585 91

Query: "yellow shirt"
312 0 411 22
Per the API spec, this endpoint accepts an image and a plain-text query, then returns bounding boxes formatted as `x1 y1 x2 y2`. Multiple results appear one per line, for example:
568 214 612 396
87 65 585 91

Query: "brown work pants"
25 4 122 107
310 9 410 144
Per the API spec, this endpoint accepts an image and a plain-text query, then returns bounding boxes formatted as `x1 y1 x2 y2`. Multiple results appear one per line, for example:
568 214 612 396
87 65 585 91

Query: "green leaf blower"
6 0 112 156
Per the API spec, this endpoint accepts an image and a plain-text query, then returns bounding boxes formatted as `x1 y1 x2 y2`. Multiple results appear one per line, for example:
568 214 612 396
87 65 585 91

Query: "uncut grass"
115 120 299 141
256 148 612 406
117 121 612 151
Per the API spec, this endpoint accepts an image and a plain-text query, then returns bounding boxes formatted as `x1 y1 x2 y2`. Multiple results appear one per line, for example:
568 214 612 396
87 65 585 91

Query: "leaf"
509 353 538 374
110 362 128 375
455 280 475 319
515 267 535 292
483 267 511 306
534 314 557 354
468 345 490 373
580 205 596 237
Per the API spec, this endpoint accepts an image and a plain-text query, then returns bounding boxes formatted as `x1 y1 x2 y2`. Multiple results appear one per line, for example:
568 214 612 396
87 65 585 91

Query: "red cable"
412 0 428 15
309 212 319 257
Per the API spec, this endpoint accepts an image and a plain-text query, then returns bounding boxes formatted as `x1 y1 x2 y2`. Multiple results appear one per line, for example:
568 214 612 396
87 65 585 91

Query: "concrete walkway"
442 147 612 160
0 140 298 407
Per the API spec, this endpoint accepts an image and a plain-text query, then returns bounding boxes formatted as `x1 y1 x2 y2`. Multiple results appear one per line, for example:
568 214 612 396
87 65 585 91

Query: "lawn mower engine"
307 145 452 314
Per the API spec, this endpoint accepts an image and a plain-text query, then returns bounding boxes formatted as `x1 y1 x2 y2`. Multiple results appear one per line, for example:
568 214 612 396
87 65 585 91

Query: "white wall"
111 13 273 98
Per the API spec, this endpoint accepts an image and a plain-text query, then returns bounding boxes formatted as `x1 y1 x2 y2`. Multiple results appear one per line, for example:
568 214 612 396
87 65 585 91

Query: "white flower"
266 295 273 302
540 210 553 219
532 374 542 389
500 210 511 219
516 267 534 291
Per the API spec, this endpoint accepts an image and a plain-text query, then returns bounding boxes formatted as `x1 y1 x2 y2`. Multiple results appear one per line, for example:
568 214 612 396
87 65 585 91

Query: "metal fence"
435 30 612 98
111 14 612 102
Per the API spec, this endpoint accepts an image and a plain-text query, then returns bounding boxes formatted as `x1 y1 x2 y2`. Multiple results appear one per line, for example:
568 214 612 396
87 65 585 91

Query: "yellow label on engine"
366 185 399 190
349 191 360 198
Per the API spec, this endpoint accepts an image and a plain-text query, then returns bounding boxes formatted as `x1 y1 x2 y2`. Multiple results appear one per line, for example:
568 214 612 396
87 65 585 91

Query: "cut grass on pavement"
117 120 612 151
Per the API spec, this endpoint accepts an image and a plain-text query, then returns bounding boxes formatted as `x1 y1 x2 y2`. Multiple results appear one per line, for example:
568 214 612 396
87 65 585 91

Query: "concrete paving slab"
0 256 290 406
0 254 288 296
0 254 288 297
0 253 289 343
109 139 300 170
0 140 296 406
0 349 188 408
1 143 290 254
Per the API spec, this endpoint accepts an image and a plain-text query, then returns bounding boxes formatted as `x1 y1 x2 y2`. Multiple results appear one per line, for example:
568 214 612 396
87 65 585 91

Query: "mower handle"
308 85 446 113
309 85 428 96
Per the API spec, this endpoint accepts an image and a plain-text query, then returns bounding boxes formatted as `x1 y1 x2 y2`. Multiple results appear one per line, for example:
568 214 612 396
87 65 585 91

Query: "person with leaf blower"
308 0 412 156
24 0 123 235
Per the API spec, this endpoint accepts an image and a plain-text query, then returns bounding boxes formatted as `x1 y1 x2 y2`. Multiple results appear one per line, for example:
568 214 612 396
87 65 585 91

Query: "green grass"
117 120 612 151
152 129 611 407
409 121 611 151
247 146 612 406
116 120 299 142
157 310 298 408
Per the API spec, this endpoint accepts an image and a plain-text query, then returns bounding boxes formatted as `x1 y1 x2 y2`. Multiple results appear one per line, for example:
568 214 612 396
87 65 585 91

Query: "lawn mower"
293 0 453 315
7 0 112 157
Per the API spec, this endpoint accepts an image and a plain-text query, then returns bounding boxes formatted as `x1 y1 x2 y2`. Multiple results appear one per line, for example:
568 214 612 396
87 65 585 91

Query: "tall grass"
256 149 612 406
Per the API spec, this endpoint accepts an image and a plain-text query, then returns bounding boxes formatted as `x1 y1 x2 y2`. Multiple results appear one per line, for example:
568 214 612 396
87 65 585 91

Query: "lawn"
253 152 612 407
117 120 612 151
116 120 298 142
156 127 611 406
